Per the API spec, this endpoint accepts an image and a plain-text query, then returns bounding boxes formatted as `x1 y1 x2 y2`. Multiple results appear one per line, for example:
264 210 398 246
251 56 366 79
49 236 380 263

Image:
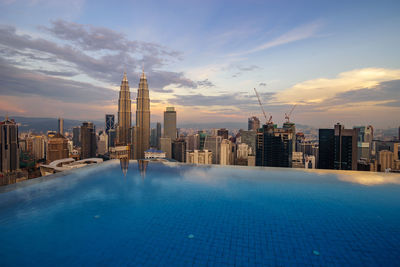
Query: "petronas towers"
116 70 150 159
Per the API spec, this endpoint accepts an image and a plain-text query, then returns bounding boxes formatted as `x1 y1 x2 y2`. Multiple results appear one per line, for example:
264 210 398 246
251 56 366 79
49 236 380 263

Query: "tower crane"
253 88 272 124
284 104 297 123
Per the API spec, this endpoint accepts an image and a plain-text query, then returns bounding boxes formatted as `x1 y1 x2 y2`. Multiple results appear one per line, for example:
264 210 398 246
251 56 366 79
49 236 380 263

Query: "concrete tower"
135 70 150 159
117 72 132 146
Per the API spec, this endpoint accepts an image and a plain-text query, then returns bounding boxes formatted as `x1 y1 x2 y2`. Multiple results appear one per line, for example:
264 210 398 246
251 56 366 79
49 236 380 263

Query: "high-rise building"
156 122 161 149
58 117 64 135
398 126 400 141
0 117 19 173
29 135 46 160
217 128 229 140
379 150 393 172
220 139 235 165
256 123 294 167
198 131 207 150
47 133 69 163
248 116 260 131
318 129 335 169
239 130 256 155
318 124 358 170
72 127 80 147
117 72 132 146
283 122 296 154
97 132 108 155
150 128 157 148
105 114 115 134
292 152 304 168
164 107 177 140
204 136 222 164
81 122 96 159
135 70 150 159
160 137 172 158
186 150 212 164
185 134 200 151
172 138 186 162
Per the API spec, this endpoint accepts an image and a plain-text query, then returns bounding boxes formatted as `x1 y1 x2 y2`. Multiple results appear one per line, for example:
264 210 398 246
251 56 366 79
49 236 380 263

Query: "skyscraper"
204 136 222 164
47 133 69 163
156 122 161 149
256 123 293 167
318 124 358 170
117 72 132 146
58 118 64 135
81 122 96 159
172 138 186 162
164 107 177 140
135 70 150 159
72 127 80 147
150 128 157 147
0 117 19 173
220 139 235 165
248 116 260 131
105 114 115 134
217 128 229 140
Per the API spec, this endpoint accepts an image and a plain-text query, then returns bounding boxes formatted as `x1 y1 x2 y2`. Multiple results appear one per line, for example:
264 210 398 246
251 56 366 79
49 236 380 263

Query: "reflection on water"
120 158 129 176
337 171 400 186
138 160 149 178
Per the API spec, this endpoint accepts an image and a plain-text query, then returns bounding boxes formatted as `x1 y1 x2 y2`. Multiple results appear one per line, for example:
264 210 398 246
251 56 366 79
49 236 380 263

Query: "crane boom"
253 88 268 122
285 104 297 123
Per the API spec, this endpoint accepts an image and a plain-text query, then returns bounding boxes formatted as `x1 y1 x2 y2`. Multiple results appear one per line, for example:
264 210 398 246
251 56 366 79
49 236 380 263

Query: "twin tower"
117 70 150 159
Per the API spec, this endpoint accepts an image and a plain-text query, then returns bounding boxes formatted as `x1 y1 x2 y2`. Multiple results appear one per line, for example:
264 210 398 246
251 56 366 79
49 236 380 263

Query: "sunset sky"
0 0 399 128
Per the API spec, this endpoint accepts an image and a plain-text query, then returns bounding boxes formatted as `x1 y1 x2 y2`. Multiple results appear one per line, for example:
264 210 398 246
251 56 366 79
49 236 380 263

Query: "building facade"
164 107 177 140
81 122 96 159
0 118 19 173
135 70 150 159
172 138 186 162
47 133 69 163
248 116 260 131
117 72 132 146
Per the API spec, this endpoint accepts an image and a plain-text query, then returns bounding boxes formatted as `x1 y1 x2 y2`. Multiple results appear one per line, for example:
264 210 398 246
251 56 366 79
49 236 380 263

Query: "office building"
172 138 186 162
256 123 294 167
292 152 304 168
186 150 212 164
220 139 235 165
47 133 69 163
81 122 96 159
58 118 64 135
160 137 172 159
108 129 116 148
150 128 157 148
28 135 46 160
239 130 256 155
117 72 132 146
135 70 150 159
164 107 177 140
156 122 161 149
318 124 358 170
72 127 80 147
97 132 108 155
248 116 260 131
0 117 19 173
217 128 229 140
185 134 200 151
204 136 222 164
379 150 393 172
105 114 115 134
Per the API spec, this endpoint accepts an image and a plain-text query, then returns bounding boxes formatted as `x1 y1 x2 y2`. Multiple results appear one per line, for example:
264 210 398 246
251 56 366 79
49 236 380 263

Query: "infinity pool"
0 160 399 266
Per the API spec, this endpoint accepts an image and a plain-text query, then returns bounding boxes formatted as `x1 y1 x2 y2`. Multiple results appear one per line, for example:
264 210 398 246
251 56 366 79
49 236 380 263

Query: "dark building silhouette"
72 127 80 147
248 116 260 131
256 123 293 167
318 124 358 170
150 128 157 148
217 128 229 140
0 117 19 173
156 122 161 149
172 138 186 162
81 122 96 159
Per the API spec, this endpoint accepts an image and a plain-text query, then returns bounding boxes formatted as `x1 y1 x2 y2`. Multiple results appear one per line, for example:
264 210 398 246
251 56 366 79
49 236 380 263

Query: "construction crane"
253 88 272 124
284 104 297 123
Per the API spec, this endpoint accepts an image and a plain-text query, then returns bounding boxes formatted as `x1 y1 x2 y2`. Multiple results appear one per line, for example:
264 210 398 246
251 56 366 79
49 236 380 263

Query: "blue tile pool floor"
0 160 399 266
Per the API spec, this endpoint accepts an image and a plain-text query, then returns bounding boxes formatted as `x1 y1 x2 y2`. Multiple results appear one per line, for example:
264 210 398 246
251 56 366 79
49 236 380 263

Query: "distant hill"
0 116 103 134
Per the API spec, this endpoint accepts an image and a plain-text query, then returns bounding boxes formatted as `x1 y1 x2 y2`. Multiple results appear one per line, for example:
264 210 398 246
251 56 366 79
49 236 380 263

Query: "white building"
145 149 166 159
186 150 213 164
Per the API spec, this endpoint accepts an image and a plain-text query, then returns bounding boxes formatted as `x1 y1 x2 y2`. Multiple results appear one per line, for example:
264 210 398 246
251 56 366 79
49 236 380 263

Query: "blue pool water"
0 160 399 266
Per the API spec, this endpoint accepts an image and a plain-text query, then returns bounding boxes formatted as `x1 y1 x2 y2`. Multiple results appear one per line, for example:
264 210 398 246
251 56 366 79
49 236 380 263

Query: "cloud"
274 68 400 105
234 21 322 56
0 59 115 103
0 22 197 92
197 79 215 87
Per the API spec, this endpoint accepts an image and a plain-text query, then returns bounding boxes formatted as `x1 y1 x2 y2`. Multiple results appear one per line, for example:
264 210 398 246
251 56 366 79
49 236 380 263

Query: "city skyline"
0 1 399 128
